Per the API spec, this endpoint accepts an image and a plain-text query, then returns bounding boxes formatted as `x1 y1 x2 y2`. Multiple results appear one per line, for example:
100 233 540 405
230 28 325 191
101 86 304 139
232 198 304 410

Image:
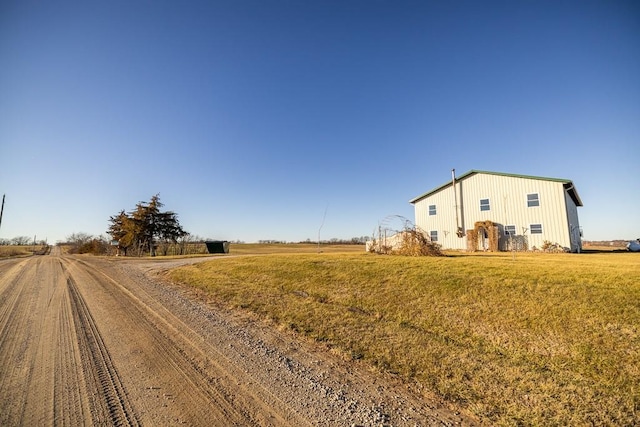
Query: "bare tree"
11 236 32 245
66 232 94 246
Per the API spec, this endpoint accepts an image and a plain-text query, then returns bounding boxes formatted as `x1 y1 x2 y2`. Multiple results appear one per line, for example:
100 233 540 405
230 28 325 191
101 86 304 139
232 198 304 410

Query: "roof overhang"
562 182 583 207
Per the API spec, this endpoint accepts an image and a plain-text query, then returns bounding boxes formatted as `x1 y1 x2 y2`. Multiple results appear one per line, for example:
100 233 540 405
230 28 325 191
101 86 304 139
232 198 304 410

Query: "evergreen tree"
107 194 187 256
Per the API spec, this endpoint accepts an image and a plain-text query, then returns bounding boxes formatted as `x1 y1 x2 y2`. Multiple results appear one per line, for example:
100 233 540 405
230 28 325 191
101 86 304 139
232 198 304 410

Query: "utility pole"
0 194 5 233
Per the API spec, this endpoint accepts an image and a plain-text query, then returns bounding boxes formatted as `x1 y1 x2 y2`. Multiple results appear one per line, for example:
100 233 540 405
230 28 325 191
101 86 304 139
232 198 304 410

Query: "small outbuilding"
205 240 230 254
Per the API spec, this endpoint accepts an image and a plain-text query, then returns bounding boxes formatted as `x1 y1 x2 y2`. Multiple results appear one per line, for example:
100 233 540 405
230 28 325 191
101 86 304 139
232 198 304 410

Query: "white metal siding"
413 173 577 251
414 181 462 249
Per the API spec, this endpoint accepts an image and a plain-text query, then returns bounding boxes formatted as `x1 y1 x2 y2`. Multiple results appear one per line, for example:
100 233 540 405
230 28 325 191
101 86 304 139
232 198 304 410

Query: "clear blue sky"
1 1 638 244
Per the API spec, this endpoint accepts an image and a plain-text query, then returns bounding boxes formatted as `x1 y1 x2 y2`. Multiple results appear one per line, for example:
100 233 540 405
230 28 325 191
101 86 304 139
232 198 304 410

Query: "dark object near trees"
205 240 229 254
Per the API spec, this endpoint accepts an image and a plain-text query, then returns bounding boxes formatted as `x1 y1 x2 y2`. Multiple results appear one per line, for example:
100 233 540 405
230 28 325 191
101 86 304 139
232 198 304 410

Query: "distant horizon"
1 189 639 245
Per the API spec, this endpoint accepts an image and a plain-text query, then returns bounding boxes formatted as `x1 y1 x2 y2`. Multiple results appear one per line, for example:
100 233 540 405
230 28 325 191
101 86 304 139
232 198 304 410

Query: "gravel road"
0 248 476 426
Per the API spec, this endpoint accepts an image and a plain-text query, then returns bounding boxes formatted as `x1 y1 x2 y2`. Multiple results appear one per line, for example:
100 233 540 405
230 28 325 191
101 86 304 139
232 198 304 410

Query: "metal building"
410 170 583 252
205 240 229 254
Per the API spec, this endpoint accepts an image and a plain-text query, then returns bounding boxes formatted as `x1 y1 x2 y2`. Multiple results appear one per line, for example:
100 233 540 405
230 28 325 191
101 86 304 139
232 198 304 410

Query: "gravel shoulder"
0 251 477 426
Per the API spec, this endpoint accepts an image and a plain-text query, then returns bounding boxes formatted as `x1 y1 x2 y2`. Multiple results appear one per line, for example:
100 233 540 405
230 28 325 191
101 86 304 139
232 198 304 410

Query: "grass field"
0 245 44 257
227 242 365 255
168 246 640 426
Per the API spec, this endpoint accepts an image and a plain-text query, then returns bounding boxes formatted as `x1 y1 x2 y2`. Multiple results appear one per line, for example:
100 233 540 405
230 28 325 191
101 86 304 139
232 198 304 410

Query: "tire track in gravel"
0 259 31 342
63 256 305 426
53 271 92 426
0 258 40 425
0 256 94 425
0 253 140 426
66 273 141 426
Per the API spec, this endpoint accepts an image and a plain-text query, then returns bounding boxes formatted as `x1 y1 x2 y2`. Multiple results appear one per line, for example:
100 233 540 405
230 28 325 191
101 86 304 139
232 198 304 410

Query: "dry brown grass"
169 251 640 426
0 245 38 258
228 243 365 255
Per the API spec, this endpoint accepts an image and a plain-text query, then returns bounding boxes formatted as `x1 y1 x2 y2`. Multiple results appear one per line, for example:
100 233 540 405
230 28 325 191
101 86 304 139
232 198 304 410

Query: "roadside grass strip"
169 251 640 426
0 245 41 257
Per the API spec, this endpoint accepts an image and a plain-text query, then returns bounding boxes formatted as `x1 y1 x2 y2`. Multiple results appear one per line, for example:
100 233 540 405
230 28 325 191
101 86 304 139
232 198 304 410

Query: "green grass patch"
169 251 640 426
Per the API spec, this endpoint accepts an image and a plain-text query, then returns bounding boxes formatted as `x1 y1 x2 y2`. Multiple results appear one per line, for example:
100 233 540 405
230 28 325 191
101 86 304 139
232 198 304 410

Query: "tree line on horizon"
1 193 372 254
0 236 48 246
255 236 371 245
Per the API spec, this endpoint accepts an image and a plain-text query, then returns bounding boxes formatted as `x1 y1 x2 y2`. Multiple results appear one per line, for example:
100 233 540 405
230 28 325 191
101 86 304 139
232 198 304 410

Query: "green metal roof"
409 170 583 206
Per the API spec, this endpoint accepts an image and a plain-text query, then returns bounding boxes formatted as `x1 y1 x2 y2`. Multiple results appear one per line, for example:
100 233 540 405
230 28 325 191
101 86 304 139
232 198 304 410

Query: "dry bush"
394 229 443 256
67 238 111 255
369 216 443 257
541 240 569 253
368 221 442 257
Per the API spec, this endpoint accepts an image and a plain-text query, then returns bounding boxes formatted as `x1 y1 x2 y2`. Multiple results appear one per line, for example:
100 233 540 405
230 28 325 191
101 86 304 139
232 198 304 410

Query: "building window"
505 225 516 236
531 224 543 234
480 198 490 211
527 193 540 207
429 205 436 216
430 230 438 242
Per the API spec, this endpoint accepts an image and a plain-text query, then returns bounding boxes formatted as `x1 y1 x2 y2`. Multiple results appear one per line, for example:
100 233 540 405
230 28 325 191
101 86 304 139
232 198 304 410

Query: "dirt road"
0 248 473 426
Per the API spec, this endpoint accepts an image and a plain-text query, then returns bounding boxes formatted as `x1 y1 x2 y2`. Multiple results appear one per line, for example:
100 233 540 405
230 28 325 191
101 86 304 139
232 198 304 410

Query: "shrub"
394 228 443 256
69 238 110 255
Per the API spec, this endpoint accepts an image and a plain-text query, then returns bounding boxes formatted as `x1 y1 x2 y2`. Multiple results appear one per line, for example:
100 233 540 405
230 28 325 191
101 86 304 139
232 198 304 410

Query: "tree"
11 236 32 245
66 232 93 247
107 210 136 256
107 194 187 257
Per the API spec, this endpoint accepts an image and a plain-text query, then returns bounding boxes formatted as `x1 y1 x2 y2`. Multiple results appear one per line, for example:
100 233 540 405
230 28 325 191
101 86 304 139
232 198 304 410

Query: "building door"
479 228 489 251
